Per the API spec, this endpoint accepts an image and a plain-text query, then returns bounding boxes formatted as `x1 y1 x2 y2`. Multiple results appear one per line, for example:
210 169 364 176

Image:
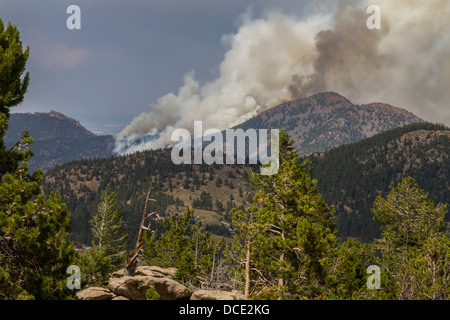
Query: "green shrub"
146 287 160 300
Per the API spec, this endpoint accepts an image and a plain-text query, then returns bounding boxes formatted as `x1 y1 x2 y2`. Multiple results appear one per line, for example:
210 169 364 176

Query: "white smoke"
115 0 450 154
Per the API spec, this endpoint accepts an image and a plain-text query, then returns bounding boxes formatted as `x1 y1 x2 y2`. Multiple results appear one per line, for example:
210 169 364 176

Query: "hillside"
41 149 255 245
235 92 424 156
309 122 450 241
4 111 115 172
41 123 449 245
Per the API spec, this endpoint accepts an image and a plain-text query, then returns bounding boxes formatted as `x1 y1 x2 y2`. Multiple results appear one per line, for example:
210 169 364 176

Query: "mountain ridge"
5 111 115 172
309 122 449 241
6 91 425 172
235 92 424 156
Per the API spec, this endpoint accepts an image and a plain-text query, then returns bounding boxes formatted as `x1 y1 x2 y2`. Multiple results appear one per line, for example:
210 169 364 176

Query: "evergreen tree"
225 207 263 299
90 185 128 268
327 238 379 299
0 19 75 300
193 174 200 190
372 177 447 246
0 19 30 176
76 186 128 287
215 199 224 214
143 207 224 286
75 246 111 288
183 175 190 189
406 235 450 300
228 130 337 299
372 177 449 299
168 177 174 192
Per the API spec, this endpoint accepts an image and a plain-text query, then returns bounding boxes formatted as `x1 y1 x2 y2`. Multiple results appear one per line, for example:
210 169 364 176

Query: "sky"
1 0 449 144
0 0 314 134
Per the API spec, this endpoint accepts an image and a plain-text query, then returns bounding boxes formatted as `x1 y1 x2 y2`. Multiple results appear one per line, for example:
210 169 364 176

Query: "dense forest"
41 149 256 245
310 122 450 241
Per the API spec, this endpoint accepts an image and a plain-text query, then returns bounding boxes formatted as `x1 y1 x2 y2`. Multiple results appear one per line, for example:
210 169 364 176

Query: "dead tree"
124 180 160 276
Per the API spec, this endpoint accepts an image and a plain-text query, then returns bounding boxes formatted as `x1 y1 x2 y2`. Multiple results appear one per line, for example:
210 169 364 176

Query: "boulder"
111 269 125 278
111 295 130 300
190 289 245 301
108 275 192 300
76 287 116 300
136 266 177 279
111 266 177 279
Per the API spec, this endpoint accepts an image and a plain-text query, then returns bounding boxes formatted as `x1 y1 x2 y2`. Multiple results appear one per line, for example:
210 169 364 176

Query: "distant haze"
68 114 135 136
116 0 450 154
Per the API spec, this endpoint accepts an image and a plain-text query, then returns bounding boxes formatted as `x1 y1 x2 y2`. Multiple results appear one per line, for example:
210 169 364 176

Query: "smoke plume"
115 0 450 154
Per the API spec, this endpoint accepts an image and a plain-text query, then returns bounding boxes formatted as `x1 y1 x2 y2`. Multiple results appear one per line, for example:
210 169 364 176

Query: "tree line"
310 122 450 242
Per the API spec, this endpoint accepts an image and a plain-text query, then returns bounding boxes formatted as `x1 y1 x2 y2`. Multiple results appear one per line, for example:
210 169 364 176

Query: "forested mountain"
4 111 115 172
235 92 424 156
309 122 450 241
41 122 449 246
41 149 255 245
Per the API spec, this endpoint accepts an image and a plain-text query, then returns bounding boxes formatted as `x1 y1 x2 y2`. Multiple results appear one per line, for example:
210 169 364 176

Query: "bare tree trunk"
194 223 199 267
278 230 285 290
124 181 154 276
244 240 251 300
209 245 216 286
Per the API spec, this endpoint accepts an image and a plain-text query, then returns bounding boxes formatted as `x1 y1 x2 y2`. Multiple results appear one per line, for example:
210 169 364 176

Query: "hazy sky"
0 0 311 130
1 0 449 139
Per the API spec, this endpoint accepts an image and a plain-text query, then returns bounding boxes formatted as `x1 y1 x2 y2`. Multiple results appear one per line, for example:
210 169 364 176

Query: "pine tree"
90 185 128 268
183 175 190 189
372 177 447 246
372 177 449 299
215 199 224 214
328 238 379 299
0 19 75 300
75 246 111 288
407 235 450 300
228 130 337 299
0 19 30 176
143 207 223 286
76 186 128 287
225 207 263 299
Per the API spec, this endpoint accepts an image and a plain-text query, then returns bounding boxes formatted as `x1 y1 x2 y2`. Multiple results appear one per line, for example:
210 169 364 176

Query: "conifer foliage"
76 186 129 287
90 185 128 267
0 19 75 299
372 177 449 299
227 130 337 299
143 207 225 286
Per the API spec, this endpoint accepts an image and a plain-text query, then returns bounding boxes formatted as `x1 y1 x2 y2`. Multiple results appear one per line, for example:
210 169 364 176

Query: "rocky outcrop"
108 275 192 300
190 289 245 300
76 266 244 301
76 287 116 300
111 295 130 300
111 266 177 279
138 266 177 279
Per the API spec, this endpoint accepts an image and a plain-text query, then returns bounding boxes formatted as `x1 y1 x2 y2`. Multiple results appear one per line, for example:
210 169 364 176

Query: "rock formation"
76 266 245 301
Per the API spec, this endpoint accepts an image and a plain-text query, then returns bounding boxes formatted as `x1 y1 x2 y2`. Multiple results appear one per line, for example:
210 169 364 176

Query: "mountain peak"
49 110 86 130
235 92 424 156
5 111 115 172
306 91 352 105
